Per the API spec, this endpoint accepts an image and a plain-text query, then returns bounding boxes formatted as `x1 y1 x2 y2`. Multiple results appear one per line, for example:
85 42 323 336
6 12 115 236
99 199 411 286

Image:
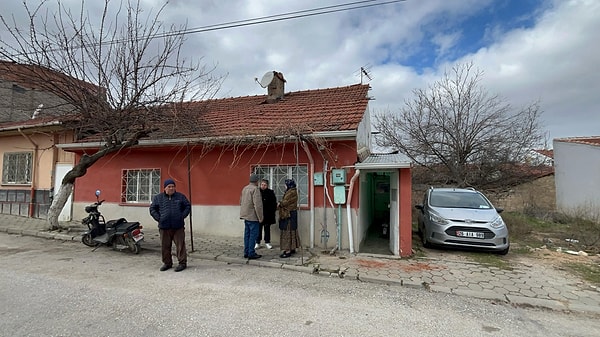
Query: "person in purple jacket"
150 178 191 272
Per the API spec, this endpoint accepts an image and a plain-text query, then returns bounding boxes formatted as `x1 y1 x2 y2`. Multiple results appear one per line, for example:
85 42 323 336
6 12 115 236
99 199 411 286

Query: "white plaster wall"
72 202 358 249
356 107 371 151
554 140 600 219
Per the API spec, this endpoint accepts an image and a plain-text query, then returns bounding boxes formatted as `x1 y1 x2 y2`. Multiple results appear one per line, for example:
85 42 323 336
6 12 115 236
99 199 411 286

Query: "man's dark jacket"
260 188 277 225
149 191 191 229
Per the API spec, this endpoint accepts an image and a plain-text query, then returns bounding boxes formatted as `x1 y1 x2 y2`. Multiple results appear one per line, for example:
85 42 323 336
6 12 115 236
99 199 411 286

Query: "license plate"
133 233 144 242
456 231 484 239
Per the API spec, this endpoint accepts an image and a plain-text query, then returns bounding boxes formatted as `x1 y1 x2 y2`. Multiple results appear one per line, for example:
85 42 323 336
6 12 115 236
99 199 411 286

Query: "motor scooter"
81 190 144 254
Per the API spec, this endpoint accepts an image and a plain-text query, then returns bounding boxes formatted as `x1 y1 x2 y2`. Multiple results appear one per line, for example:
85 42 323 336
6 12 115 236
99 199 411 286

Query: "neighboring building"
525 149 554 166
0 61 80 219
0 60 74 122
554 136 600 220
59 72 414 256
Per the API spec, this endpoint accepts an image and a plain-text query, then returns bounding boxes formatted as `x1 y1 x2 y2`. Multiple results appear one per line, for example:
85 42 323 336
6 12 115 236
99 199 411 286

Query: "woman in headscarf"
278 178 299 258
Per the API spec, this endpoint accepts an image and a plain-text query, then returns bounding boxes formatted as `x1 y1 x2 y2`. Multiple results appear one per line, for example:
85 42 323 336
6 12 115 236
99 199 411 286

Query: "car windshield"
429 191 492 209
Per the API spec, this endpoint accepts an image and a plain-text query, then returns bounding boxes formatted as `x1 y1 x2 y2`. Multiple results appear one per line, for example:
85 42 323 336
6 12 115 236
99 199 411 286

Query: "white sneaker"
265 243 273 249
254 243 260 249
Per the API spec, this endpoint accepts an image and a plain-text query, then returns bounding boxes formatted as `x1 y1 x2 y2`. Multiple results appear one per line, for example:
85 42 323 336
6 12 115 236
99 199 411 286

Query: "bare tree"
0 0 222 229
374 62 545 188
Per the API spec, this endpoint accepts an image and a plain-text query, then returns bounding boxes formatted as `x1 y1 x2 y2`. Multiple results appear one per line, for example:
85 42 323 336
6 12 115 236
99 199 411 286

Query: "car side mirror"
496 207 504 214
415 204 424 211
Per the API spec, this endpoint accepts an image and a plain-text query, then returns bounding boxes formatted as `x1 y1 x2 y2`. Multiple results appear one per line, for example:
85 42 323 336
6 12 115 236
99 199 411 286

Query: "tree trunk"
45 152 104 230
47 183 74 230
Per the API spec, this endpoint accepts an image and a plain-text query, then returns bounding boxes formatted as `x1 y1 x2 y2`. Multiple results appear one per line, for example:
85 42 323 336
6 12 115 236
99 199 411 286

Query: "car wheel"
421 230 432 248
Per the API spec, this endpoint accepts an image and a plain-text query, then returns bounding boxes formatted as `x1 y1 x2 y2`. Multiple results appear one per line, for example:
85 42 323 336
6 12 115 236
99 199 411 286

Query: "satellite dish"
258 71 274 88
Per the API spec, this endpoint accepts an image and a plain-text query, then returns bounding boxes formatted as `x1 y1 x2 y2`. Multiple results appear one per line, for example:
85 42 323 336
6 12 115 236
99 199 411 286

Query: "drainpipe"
17 128 38 217
345 169 360 253
187 142 194 252
300 141 315 248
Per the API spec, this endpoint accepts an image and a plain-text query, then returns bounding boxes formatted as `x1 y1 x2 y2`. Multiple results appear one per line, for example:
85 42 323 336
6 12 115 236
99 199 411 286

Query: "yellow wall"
0 130 75 189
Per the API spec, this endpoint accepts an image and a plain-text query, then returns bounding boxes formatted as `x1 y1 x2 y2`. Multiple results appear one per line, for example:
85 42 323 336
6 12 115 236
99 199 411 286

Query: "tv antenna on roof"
355 64 373 84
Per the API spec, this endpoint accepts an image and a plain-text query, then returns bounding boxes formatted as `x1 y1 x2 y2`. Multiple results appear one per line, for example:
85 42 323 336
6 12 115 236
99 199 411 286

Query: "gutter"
56 130 358 150
0 120 62 132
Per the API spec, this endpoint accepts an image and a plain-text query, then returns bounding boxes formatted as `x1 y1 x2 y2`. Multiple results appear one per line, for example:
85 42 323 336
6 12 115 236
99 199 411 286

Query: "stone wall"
491 175 556 213
411 175 556 223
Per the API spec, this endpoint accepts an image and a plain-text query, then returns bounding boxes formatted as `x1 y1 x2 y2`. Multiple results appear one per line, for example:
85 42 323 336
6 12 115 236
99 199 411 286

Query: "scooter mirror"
95 190 101 197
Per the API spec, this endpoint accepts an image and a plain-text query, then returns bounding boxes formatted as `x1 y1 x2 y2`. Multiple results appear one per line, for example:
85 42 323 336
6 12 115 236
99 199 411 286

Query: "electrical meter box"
331 169 346 185
313 172 324 186
333 185 346 204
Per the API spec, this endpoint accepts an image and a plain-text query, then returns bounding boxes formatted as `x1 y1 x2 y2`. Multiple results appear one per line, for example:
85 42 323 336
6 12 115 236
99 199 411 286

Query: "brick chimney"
262 71 285 103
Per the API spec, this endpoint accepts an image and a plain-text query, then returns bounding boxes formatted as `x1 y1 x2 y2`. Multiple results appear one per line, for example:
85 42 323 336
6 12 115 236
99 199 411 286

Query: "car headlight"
490 215 505 229
429 211 449 225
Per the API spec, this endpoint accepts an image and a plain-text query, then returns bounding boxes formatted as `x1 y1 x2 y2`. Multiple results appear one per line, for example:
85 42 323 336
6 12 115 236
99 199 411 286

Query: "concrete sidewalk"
1 213 599 315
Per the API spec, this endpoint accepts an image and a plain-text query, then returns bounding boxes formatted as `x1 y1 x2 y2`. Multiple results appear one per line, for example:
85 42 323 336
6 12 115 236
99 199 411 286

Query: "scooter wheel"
126 238 141 254
82 234 99 247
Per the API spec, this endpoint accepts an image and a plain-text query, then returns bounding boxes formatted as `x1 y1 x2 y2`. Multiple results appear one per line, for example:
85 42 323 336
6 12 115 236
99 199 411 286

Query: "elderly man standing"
240 173 264 259
150 178 191 272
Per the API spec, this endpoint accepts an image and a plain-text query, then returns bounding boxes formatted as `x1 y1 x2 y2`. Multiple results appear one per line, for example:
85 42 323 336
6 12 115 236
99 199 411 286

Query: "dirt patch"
399 262 446 272
512 244 600 268
351 258 447 273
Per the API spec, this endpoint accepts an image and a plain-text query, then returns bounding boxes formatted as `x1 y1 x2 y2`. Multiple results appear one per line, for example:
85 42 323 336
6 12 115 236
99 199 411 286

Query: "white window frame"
122 169 161 203
253 164 308 206
2 152 32 185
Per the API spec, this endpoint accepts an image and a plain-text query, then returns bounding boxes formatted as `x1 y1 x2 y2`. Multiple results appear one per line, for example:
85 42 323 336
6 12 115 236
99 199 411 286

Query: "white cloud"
1 0 597 142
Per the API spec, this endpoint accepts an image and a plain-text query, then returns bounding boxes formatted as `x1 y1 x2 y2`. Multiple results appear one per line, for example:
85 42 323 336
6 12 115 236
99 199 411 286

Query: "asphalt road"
1 233 599 337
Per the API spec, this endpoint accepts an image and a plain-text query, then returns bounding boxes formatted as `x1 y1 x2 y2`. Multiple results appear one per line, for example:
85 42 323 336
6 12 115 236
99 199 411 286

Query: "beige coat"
239 183 264 223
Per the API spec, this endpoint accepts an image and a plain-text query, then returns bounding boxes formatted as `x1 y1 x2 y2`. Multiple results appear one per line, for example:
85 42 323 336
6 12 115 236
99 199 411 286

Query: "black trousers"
256 222 271 243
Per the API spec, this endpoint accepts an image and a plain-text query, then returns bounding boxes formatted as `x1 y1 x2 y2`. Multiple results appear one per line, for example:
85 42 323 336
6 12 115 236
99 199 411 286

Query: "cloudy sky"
2 0 598 146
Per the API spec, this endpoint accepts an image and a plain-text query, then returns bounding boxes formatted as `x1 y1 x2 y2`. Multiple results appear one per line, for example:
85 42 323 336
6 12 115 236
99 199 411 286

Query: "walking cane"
296 223 304 265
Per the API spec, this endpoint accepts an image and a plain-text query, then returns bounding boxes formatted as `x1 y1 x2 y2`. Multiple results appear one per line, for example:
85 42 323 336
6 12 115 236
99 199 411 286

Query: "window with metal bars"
252 164 308 206
121 169 161 203
2 152 32 184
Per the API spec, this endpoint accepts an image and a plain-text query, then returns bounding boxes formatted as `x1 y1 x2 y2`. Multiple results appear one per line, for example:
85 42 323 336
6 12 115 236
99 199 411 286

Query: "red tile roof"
532 149 554 159
152 83 371 139
0 60 97 93
555 136 600 147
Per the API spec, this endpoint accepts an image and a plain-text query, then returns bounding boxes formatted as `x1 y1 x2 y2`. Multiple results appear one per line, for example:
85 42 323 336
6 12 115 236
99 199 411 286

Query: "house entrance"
359 172 393 255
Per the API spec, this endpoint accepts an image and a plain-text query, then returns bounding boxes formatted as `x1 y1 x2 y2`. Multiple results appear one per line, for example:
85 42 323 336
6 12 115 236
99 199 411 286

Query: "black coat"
260 188 277 225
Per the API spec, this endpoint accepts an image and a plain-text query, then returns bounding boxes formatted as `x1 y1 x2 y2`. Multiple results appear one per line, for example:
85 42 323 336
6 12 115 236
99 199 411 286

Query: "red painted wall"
399 167 413 257
72 140 360 208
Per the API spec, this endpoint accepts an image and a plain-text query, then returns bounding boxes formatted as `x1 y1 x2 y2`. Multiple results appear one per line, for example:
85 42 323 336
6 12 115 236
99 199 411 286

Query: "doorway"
359 172 392 255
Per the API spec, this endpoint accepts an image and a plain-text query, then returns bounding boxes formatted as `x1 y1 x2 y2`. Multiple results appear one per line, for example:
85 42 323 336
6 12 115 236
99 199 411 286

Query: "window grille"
121 169 161 203
2 152 32 184
253 164 308 206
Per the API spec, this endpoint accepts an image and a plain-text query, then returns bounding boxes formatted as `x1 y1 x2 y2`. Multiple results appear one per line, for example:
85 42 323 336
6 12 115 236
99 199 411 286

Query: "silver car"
415 187 510 255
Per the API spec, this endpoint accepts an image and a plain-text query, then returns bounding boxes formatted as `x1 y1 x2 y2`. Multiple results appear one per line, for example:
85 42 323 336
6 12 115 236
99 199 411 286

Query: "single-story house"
554 136 600 220
58 72 414 256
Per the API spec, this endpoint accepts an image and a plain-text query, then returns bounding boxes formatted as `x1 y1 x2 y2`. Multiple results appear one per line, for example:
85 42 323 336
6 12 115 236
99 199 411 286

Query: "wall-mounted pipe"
345 169 360 253
17 127 39 217
300 140 315 248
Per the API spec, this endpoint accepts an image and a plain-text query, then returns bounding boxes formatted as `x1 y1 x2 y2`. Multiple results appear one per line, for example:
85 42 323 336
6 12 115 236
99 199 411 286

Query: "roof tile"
159 83 371 139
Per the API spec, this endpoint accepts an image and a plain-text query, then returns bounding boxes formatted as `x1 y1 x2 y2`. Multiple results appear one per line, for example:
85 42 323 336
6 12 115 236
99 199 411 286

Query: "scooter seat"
106 218 127 228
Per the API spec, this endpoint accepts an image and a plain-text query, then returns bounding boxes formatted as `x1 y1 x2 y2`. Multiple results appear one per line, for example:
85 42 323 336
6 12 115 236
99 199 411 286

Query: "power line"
4 0 406 55
157 0 407 39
